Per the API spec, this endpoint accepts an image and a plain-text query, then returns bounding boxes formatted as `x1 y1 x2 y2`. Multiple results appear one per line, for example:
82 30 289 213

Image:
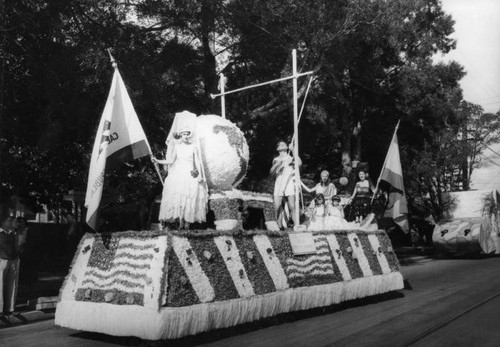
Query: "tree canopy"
1 0 499 222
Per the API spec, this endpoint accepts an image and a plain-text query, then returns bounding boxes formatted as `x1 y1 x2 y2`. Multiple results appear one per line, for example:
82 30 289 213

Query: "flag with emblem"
85 68 152 230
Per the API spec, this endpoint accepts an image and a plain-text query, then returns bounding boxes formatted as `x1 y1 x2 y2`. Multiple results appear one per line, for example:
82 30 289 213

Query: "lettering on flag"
85 69 152 230
99 121 112 155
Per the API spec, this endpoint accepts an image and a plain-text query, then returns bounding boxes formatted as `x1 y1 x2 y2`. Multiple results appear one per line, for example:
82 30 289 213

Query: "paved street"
2 257 500 346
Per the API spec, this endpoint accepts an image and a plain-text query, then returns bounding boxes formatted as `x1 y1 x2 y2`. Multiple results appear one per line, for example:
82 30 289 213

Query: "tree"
0 0 167 213
2 0 497 227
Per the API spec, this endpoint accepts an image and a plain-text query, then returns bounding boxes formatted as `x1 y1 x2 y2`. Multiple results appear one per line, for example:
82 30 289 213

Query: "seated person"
347 170 375 223
324 196 351 230
301 170 337 205
307 194 328 231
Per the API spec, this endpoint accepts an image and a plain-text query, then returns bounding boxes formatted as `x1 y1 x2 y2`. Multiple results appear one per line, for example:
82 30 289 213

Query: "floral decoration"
65 228 400 309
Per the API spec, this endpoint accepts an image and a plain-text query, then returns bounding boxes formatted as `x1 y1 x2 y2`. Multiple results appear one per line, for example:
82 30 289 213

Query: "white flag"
84 69 152 230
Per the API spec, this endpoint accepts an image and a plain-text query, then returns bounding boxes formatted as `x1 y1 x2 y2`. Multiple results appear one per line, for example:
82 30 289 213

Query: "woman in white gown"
152 111 208 229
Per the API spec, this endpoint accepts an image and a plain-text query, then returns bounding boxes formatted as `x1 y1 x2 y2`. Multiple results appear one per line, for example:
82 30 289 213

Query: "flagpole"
107 48 118 70
372 119 401 203
292 49 300 229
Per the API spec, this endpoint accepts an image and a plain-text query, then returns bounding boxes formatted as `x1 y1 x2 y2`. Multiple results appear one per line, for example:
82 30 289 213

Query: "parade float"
55 50 404 340
433 190 500 255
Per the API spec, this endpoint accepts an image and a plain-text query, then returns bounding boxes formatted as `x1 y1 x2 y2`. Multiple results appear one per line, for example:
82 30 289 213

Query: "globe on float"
196 115 249 191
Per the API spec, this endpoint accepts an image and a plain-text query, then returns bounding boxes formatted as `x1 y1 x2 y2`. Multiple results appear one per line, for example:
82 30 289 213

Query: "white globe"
196 115 249 190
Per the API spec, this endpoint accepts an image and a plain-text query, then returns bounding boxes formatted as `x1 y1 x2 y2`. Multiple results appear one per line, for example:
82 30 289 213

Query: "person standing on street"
0 215 21 317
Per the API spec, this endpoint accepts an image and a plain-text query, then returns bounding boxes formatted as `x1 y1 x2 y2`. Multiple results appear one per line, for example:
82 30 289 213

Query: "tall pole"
292 49 300 228
220 73 226 118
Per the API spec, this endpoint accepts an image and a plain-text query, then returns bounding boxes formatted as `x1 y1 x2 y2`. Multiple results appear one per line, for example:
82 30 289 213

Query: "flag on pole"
378 120 409 233
84 68 152 230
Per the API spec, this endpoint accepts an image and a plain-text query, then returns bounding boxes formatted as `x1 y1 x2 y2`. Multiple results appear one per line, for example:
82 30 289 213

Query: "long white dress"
307 205 327 231
324 205 350 230
159 143 208 223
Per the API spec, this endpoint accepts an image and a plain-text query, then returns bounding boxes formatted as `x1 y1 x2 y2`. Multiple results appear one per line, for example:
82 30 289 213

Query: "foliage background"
1 0 499 225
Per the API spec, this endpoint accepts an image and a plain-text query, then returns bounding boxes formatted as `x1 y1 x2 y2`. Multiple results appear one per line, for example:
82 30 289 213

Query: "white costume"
307 204 328 231
158 111 208 223
273 154 295 197
324 205 350 230
312 182 337 201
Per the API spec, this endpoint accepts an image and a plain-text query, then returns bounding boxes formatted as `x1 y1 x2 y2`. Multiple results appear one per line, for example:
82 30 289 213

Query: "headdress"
332 195 341 202
165 111 197 163
164 110 206 183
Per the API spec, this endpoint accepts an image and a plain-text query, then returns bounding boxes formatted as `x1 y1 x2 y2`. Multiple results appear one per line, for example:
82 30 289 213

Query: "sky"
436 0 500 114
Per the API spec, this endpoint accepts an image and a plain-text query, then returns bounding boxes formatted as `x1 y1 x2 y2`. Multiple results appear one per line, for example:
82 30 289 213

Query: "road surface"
2 257 500 346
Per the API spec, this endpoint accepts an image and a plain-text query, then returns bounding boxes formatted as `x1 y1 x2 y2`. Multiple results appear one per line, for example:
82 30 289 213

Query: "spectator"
0 215 21 317
16 217 28 256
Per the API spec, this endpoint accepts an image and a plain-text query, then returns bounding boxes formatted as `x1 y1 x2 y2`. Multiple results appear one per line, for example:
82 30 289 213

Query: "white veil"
164 110 206 183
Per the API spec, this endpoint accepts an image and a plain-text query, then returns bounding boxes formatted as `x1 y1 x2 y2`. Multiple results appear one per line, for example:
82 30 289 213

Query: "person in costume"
301 170 337 205
324 195 350 230
152 111 208 230
307 194 328 231
270 141 301 229
347 170 375 223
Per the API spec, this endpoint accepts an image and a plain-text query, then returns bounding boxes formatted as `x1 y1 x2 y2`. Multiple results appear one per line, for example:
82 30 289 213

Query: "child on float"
324 195 351 230
152 111 208 230
307 194 328 231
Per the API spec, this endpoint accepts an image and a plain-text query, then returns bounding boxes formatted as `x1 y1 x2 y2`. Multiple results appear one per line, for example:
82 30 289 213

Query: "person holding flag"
152 111 208 230
84 54 154 231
